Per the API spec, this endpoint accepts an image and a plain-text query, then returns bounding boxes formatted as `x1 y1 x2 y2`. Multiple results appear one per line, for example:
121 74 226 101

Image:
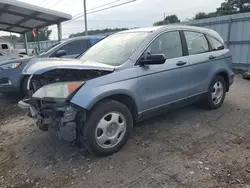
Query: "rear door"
182 31 213 95
136 31 191 113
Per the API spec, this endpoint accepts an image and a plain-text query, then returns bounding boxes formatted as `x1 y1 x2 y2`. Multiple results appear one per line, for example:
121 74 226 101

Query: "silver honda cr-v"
20 25 234 156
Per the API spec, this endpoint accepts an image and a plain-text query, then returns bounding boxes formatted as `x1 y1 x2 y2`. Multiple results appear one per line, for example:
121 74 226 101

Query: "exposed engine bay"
27 69 108 94
20 68 111 142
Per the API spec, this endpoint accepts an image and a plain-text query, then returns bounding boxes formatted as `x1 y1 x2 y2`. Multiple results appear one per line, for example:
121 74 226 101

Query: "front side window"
58 39 88 56
80 32 149 66
207 35 225 51
184 31 209 55
50 40 89 58
145 31 183 60
38 42 61 55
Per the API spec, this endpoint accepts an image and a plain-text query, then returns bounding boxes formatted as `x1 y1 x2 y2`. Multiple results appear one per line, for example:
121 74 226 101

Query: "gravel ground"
0 74 250 188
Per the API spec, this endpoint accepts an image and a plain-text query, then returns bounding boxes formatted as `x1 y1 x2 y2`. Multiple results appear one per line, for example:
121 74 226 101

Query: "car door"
182 31 214 95
50 39 90 58
136 31 191 114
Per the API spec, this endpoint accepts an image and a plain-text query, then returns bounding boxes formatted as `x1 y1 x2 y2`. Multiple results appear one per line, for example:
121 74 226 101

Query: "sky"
0 0 225 39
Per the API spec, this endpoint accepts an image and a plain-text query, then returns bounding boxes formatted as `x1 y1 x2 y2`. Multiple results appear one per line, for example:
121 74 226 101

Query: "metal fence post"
57 23 62 41
227 18 232 48
23 33 28 55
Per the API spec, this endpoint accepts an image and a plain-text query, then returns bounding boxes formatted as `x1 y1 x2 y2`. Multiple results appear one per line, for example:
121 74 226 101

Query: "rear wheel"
203 75 226 109
82 100 133 156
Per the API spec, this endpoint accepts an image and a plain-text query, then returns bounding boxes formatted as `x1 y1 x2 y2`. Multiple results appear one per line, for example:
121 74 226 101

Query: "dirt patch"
0 75 250 188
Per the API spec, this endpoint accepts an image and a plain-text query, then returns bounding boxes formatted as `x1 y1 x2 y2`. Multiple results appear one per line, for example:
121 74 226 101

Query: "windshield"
80 32 149 66
38 42 61 55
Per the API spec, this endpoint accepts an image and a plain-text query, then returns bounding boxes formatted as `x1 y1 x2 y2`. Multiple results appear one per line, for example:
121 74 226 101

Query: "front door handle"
176 61 187 66
209 55 216 60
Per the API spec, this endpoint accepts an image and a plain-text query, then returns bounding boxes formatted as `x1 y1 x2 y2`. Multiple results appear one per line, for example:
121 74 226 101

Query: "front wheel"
82 100 133 156
203 75 226 110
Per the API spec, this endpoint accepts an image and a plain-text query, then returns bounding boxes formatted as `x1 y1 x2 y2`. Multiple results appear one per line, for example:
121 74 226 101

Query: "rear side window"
146 31 183 60
206 35 225 51
184 31 209 55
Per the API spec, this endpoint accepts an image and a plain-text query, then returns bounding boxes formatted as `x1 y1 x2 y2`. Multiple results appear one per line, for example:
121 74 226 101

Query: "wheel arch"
87 93 139 123
215 71 229 92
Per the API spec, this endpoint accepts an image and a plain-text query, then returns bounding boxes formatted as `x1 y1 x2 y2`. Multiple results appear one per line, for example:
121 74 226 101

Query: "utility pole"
83 0 88 35
163 12 166 25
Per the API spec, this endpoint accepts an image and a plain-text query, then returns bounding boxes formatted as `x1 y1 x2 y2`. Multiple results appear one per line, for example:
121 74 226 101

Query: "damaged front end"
29 100 79 142
19 68 110 142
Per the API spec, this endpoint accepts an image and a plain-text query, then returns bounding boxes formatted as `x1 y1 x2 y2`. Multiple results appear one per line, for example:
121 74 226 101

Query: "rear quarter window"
206 35 225 51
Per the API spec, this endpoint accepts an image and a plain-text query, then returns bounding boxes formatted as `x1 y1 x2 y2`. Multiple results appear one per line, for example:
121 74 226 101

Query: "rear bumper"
229 73 234 87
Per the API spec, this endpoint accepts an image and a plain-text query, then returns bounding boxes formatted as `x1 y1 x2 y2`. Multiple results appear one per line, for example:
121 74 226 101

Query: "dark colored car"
0 36 104 95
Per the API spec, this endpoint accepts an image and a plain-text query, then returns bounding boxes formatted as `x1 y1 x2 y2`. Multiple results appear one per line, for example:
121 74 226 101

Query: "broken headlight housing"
32 81 85 101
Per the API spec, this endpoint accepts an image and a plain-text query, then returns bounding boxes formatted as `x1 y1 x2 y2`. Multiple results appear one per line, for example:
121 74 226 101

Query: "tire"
21 77 29 97
203 75 226 110
82 100 133 156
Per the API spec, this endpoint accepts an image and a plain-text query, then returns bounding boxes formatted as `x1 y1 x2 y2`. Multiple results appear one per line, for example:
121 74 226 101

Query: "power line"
37 0 46 5
49 0 136 30
49 0 65 8
70 0 136 23
63 0 123 22
42 0 58 7
87 0 121 11
39 0 52 6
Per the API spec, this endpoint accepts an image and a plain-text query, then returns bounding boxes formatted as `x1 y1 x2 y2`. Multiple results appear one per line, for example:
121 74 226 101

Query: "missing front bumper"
27 100 79 142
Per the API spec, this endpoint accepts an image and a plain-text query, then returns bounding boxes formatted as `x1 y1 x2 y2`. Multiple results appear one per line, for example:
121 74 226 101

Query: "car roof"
119 26 164 33
63 35 105 42
120 25 212 33
118 25 223 42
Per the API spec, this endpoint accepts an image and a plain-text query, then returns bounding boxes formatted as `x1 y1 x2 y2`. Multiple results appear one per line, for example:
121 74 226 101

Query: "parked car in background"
0 42 34 56
0 52 25 62
19 25 234 156
0 36 104 95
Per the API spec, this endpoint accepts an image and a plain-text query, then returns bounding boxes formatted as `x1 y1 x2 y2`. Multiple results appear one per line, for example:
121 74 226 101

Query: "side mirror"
139 54 166 66
54 50 66 57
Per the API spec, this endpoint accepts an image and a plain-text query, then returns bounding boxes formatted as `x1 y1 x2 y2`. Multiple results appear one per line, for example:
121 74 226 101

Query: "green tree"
153 14 180 26
19 27 52 42
193 12 217 20
194 12 211 20
217 0 250 15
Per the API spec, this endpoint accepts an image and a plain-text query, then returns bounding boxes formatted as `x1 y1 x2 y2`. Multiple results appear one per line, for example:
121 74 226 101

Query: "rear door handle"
176 61 187 66
209 55 216 60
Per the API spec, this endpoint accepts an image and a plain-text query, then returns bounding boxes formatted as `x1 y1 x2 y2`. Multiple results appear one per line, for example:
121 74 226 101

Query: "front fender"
70 78 139 110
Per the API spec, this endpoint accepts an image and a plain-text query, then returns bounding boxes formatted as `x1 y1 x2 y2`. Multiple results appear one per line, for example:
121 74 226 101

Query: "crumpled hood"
23 58 115 75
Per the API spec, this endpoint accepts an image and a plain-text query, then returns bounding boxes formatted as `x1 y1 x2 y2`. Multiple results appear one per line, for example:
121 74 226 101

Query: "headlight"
0 62 21 70
32 81 84 100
